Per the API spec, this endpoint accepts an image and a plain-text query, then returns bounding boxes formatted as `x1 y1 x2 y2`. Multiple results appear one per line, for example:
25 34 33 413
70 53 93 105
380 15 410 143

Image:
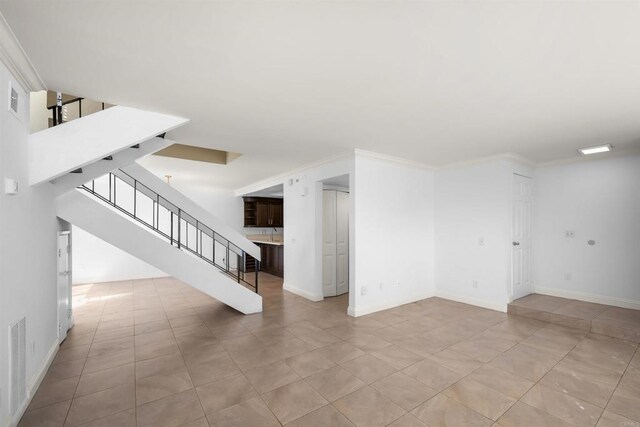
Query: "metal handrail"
79 170 259 292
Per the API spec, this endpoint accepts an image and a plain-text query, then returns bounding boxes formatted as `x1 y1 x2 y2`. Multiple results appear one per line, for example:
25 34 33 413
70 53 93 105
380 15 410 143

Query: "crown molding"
353 148 434 170
234 150 354 196
536 146 640 168
435 152 537 171
0 12 46 92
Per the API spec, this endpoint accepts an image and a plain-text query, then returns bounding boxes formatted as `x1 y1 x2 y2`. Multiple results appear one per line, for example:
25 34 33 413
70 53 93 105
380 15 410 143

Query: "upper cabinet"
244 197 283 227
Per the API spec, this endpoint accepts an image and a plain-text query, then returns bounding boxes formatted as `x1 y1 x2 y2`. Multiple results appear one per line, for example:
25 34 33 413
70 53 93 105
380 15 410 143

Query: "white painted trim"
347 292 434 317
10 339 59 426
282 282 324 302
235 149 539 197
234 151 354 196
0 13 46 92
435 290 508 313
535 287 640 311
353 149 434 170
435 152 537 171
536 147 640 168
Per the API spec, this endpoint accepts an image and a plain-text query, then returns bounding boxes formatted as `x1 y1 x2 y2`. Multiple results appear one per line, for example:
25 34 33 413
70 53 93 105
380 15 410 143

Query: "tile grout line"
594 345 639 426
61 287 107 427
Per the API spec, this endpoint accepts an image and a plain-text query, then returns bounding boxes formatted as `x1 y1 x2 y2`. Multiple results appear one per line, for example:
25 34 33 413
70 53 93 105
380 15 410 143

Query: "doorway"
57 231 71 343
511 173 533 300
323 189 349 297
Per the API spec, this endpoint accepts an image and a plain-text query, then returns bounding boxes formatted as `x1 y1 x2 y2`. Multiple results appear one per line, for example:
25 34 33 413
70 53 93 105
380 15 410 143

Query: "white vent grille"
10 317 27 416
10 86 19 113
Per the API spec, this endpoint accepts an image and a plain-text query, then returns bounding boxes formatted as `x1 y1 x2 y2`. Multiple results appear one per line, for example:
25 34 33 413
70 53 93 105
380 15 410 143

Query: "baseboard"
283 282 324 302
535 287 640 311
348 292 434 317
435 291 508 313
10 339 59 426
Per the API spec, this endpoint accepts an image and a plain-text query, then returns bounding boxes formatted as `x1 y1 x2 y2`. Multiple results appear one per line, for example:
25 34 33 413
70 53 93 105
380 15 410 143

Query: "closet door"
336 191 349 296
322 191 337 297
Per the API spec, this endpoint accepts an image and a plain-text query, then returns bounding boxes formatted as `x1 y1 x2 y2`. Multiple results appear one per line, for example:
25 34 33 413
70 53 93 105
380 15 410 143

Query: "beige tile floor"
19 273 640 426
509 294 640 343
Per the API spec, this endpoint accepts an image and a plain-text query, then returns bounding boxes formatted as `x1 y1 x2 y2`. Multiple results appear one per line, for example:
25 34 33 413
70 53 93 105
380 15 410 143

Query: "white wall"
351 153 435 316
534 154 640 305
29 90 48 133
72 226 167 284
282 155 355 302
434 158 534 311
0 62 60 426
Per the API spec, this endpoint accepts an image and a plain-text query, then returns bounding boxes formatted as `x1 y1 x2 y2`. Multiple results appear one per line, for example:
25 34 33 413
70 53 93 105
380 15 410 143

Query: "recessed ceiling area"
154 144 241 165
4 1 640 189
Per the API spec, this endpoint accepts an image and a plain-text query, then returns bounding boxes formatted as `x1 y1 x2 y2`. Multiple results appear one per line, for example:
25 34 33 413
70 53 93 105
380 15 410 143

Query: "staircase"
34 102 263 314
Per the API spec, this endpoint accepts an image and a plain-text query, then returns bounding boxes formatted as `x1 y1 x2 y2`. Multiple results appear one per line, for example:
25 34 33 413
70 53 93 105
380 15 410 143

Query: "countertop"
249 238 284 246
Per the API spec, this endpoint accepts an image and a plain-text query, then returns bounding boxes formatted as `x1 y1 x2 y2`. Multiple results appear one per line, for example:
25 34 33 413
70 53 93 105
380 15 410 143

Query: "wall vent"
10 317 27 417
9 86 19 114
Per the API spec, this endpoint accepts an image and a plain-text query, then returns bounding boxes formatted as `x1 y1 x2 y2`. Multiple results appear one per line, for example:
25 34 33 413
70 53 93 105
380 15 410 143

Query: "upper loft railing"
47 91 110 127
79 169 259 292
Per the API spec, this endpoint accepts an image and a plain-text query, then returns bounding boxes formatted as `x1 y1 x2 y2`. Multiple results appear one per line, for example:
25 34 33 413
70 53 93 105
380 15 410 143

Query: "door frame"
510 173 533 301
322 188 350 298
57 231 72 343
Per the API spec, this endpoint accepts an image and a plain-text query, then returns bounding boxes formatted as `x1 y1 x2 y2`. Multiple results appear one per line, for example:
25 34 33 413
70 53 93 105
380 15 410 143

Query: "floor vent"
10 317 27 417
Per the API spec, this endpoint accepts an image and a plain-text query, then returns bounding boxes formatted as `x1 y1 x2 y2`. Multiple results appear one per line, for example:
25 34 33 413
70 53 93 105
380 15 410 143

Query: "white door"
512 174 533 300
322 191 337 297
336 191 349 296
57 233 71 342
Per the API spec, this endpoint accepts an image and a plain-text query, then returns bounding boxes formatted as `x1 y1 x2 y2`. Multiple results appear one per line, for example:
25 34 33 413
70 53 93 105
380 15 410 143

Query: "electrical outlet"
379 283 383 290
564 272 572 281
472 280 478 289
361 286 367 296
395 280 400 287
478 237 484 246
31 340 36 354
565 231 575 238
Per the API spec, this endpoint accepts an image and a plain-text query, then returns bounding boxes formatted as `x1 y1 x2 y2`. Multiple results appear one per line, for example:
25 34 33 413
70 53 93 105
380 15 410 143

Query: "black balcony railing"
79 169 259 292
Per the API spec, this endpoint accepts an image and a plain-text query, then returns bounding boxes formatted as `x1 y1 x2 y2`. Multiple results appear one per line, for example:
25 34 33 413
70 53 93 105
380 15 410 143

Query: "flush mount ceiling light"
577 144 612 155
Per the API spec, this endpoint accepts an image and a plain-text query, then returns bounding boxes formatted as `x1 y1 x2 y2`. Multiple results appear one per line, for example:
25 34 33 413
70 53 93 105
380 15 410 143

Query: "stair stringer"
52 137 174 196
29 106 189 186
56 190 262 314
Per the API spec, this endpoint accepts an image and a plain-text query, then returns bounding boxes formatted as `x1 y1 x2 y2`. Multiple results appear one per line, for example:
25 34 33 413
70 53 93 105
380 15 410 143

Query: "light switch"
4 178 18 195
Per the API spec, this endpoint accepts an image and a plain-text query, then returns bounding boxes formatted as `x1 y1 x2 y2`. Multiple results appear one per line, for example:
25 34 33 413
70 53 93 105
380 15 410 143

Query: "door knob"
512 241 520 246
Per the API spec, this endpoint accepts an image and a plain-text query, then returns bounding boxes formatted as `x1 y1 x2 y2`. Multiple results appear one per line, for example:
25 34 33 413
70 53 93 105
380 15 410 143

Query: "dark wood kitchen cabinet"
248 243 284 277
243 197 283 227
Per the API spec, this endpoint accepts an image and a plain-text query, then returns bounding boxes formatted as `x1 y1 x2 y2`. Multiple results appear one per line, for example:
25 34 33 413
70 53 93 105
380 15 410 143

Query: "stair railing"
79 169 259 292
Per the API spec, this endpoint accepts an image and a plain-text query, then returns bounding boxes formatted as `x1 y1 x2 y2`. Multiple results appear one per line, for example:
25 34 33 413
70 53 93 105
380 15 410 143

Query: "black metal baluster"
133 180 137 218
170 211 174 245
177 209 181 249
255 261 259 293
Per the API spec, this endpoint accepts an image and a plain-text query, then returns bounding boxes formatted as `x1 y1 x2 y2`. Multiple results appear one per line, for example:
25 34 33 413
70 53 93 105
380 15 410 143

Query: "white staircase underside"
29 106 188 186
119 163 261 261
52 137 174 196
56 190 262 314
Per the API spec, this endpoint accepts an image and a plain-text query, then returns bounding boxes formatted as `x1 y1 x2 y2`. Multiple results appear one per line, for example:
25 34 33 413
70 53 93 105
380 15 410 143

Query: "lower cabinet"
248 243 284 278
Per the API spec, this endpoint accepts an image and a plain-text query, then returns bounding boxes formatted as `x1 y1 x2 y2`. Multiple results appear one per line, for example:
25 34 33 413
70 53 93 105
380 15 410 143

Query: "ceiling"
3 1 640 189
